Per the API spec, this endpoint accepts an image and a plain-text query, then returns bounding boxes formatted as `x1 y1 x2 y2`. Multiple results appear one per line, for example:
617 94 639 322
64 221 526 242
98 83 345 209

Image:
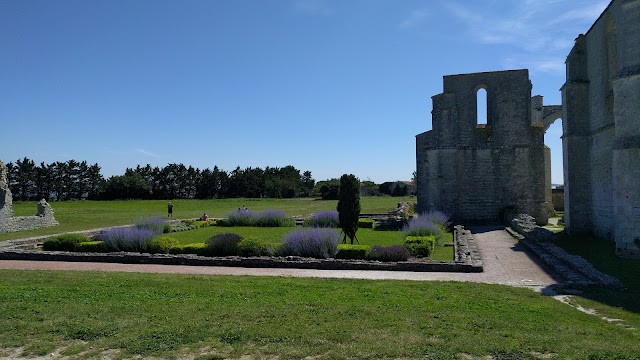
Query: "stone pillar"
0 161 14 222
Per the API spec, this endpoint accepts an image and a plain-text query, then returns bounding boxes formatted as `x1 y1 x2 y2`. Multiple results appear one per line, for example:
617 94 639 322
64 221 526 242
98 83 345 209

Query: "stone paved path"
0 226 562 287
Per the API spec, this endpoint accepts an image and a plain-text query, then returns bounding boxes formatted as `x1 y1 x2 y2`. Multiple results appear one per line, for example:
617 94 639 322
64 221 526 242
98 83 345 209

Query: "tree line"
3 157 315 201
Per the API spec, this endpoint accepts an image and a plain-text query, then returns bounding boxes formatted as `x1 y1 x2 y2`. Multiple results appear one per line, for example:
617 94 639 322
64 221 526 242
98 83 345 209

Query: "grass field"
2 199 639 358
1 269 639 359
0 196 413 242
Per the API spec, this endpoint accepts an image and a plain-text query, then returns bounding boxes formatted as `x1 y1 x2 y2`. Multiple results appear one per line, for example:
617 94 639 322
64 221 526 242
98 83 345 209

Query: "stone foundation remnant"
562 0 640 258
416 69 557 225
0 161 59 234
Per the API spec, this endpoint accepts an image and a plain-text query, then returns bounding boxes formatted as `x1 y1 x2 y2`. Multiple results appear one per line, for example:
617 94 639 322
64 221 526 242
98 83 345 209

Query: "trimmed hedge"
368 245 410 262
147 235 179 254
404 235 435 257
43 234 92 251
358 219 375 229
336 244 370 260
168 243 208 256
238 237 276 257
76 241 106 253
171 224 196 232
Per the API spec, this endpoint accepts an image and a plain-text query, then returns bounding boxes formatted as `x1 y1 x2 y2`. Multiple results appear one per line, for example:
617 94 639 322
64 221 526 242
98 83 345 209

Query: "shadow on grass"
554 232 640 314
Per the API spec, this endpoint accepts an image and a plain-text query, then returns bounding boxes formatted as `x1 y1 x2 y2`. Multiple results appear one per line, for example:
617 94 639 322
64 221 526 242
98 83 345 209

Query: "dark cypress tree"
337 174 361 244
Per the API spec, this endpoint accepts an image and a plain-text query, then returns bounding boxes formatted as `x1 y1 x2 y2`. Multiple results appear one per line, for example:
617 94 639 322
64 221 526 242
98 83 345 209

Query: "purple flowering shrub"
303 210 339 228
226 209 293 227
205 233 244 256
97 227 158 252
134 216 169 234
368 245 410 262
419 211 451 229
281 228 340 259
227 210 255 226
403 211 451 238
254 209 294 227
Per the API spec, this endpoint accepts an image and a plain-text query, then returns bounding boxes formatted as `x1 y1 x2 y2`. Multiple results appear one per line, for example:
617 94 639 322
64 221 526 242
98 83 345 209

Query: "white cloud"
399 9 429 29
503 57 566 74
548 1 609 25
444 0 605 52
293 0 331 15
136 148 160 158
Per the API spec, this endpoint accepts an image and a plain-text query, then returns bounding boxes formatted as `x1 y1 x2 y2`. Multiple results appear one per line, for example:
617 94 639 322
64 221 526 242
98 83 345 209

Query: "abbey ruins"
416 0 640 257
0 161 59 234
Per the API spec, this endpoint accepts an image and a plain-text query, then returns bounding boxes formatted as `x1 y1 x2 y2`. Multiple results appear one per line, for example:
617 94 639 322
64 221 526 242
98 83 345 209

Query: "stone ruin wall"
562 0 640 257
416 69 553 226
0 161 59 234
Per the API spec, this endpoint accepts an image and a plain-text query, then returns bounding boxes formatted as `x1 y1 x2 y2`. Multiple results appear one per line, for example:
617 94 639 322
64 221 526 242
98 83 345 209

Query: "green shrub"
162 223 172 233
404 236 435 257
168 243 208 256
336 244 370 260
215 219 229 227
147 235 179 254
238 237 272 257
205 233 243 256
358 219 375 229
170 224 196 232
368 245 410 262
42 234 91 251
76 241 106 253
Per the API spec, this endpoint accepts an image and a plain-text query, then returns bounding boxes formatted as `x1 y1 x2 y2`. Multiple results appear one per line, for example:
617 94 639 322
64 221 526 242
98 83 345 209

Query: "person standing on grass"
168 201 173 218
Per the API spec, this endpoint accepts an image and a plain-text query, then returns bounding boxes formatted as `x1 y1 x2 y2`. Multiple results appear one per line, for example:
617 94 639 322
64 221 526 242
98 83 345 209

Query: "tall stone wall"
562 0 640 257
416 70 552 225
0 161 59 234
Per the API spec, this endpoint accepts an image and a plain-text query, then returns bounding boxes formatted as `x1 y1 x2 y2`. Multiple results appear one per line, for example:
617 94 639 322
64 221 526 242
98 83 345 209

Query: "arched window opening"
477 87 487 125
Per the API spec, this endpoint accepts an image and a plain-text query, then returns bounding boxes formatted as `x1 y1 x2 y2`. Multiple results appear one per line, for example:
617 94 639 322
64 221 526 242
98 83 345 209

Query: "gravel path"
0 226 561 287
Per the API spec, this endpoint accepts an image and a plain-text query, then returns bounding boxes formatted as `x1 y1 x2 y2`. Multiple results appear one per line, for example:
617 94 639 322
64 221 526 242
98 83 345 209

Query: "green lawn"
1 269 638 359
167 226 454 260
169 226 406 247
0 196 413 242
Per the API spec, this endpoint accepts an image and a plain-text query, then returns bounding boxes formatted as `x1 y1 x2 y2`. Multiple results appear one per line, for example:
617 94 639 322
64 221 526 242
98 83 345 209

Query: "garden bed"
0 225 482 273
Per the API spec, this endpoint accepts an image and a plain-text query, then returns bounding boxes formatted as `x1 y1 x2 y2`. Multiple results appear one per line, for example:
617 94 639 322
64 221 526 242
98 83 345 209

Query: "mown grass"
166 226 454 260
0 196 413 242
1 269 638 359
169 226 405 247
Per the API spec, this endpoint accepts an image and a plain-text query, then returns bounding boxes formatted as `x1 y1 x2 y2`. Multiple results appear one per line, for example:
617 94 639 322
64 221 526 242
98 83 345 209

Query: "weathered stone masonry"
416 69 554 225
0 161 59 234
562 0 640 257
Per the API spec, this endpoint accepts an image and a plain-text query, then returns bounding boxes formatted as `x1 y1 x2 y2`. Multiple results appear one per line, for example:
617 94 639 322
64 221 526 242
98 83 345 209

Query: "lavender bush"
281 228 340 259
134 216 168 234
253 209 294 227
419 211 451 229
97 227 158 252
368 245 410 262
402 211 450 238
303 210 339 228
227 210 255 226
205 233 244 256
226 209 294 227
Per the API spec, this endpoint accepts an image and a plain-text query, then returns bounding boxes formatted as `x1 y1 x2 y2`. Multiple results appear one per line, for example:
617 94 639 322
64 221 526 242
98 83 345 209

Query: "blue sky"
0 0 609 184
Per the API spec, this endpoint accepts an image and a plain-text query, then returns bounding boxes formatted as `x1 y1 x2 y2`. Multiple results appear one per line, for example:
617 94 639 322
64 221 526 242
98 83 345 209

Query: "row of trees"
314 179 412 200
5 158 103 201
104 164 315 200
3 158 316 201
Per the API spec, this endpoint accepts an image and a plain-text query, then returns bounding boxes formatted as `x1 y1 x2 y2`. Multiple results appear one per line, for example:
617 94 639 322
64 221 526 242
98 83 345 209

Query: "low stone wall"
0 250 482 272
453 225 482 267
1 213 59 234
506 214 623 289
0 224 483 273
